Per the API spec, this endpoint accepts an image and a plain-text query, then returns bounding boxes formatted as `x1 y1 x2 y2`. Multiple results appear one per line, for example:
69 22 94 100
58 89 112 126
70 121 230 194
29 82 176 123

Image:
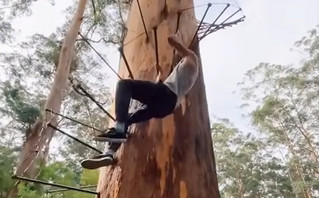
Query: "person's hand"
168 31 182 46
155 64 164 82
175 30 182 39
168 34 178 46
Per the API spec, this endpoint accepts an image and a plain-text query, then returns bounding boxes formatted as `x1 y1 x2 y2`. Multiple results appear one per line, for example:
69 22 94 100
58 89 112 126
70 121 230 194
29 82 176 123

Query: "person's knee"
117 79 131 89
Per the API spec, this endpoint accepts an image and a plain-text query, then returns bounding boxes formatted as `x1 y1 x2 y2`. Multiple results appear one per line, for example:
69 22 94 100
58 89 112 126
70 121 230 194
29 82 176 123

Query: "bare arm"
168 34 193 57
168 34 198 69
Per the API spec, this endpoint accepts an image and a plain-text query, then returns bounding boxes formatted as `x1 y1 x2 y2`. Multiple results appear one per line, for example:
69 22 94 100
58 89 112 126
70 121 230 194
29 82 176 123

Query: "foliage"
0 0 128 196
236 26 319 197
0 146 17 197
16 162 99 198
2 82 40 125
213 119 295 198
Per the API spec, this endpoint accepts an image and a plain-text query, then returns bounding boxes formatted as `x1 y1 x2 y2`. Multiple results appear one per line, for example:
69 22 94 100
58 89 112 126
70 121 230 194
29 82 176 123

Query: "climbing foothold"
118 46 124 52
208 3 212 7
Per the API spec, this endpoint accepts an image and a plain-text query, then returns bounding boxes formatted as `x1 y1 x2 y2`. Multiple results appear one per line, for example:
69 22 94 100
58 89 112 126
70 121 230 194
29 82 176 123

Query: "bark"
97 0 220 198
7 1 88 197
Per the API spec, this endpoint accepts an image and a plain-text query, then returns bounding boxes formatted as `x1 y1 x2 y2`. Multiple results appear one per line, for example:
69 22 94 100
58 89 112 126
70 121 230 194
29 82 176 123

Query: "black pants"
106 79 177 155
115 79 177 127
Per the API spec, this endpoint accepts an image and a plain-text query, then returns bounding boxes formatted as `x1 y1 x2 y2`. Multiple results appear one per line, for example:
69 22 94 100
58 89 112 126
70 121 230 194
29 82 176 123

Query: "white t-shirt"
164 56 199 106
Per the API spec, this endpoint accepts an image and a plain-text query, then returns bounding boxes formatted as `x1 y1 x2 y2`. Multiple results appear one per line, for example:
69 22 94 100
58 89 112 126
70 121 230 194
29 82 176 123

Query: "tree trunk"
97 0 220 198
282 126 312 198
7 1 88 197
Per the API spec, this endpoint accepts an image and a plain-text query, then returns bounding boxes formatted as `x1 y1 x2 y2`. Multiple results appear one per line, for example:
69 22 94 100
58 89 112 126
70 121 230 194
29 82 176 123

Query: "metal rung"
153 27 159 71
136 0 149 41
48 123 103 154
189 3 212 49
12 175 99 195
47 185 97 193
118 46 134 79
45 109 104 133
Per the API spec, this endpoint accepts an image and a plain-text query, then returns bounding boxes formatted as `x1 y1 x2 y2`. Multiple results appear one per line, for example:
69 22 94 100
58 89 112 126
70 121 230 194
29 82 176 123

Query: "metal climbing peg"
118 46 134 79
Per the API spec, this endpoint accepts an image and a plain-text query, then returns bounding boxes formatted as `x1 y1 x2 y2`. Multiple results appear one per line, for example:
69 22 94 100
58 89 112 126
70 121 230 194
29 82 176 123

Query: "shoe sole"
81 157 114 169
93 137 127 143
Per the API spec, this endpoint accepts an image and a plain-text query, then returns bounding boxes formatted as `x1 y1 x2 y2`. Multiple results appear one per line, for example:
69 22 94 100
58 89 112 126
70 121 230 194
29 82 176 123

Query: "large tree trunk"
7 1 88 197
97 0 220 197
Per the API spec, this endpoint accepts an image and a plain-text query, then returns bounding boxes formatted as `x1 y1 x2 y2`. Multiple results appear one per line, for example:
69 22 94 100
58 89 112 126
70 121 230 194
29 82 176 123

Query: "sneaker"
93 128 127 143
81 154 114 169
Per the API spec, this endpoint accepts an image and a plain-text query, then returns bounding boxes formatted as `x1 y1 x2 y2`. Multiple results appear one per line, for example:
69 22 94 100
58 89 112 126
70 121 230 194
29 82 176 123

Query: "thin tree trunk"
282 102 319 167
7 1 88 197
97 0 220 197
289 98 319 176
281 126 312 198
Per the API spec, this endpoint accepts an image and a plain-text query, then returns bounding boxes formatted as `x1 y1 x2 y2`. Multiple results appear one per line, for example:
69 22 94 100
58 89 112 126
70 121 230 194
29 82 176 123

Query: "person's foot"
81 154 115 169
93 128 127 143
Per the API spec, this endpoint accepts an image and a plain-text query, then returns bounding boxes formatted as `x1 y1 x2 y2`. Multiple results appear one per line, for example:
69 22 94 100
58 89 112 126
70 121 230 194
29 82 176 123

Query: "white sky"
6 0 319 132
199 0 319 131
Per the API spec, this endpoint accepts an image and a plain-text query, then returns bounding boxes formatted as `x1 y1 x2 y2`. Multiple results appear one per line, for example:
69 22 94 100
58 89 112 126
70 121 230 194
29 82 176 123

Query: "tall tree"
212 119 296 198
1 0 129 196
7 1 88 197
97 0 220 197
239 26 319 197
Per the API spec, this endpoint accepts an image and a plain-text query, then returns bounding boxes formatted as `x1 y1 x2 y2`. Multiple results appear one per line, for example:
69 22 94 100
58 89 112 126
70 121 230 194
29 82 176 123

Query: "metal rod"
170 11 182 73
175 12 182 33
48 123 103 154
153 27 159 70
204 7 240 38
12 175 99 195
78 32 122 79
200 4 230 38
123 32 145 46
136 0 149 41
199 17 245 41
118 46 134 79
211 3 230 28
189 3 212 49
91 0 97 21
220 7 241 25
179 3 207 12
72 84 87 97
47 185 97 193
71 81 108 106
76 84 116 121
45 109 104 132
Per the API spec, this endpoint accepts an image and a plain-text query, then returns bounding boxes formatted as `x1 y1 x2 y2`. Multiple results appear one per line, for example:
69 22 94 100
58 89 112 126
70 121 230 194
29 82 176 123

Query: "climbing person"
81 32 199 169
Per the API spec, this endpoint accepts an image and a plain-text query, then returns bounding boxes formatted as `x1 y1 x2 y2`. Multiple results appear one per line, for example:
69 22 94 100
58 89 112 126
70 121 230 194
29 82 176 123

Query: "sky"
6 0 319 132
199 0 319 131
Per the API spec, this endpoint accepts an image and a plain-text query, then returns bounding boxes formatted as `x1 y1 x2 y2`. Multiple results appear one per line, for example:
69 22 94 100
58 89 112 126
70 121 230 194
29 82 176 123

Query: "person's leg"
127 104 153 125
80 142 121 169
93 106 156 142
114 79 164 131
113 79 133 133
95 82 177 142
127 83 178 124
94 80 161 142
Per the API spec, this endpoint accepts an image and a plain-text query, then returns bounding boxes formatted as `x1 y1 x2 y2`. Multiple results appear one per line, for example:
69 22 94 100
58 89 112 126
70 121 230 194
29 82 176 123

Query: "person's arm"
168 33 192 57
167 33 198 68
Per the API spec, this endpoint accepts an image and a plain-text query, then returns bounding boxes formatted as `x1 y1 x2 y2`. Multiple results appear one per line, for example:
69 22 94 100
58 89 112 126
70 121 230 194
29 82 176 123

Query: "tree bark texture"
97 0 220 198
8 1 88 197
